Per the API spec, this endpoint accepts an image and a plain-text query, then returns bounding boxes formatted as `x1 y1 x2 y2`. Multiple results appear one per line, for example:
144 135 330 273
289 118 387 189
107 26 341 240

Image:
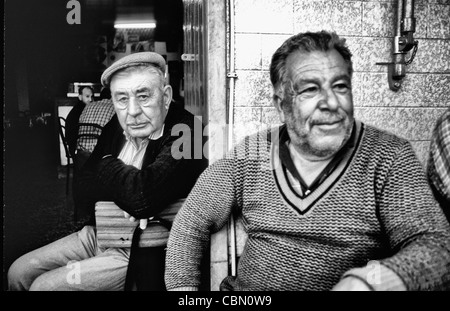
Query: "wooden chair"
97 200 247 291
95 199 185 248
95 199 186 291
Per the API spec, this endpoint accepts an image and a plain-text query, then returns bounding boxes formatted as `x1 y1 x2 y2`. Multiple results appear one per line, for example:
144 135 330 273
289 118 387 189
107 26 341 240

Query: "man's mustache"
310 113 346 125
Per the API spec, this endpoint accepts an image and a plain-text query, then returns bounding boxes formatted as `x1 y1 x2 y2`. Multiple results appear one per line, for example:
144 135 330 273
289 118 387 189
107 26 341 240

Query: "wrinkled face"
277 49 354 160
79 88 94 105
110 69 172 143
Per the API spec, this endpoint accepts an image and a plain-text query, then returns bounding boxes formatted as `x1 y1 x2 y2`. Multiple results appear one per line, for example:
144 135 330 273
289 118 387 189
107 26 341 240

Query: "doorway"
3 0 212 290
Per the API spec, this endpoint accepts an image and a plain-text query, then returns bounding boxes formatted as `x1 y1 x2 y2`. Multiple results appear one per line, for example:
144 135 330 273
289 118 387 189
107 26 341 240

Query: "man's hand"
123 211 148 229
331 276 372 291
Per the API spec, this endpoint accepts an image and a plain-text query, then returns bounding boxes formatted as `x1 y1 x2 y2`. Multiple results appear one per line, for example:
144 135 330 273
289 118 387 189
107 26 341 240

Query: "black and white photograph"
3 0 450 299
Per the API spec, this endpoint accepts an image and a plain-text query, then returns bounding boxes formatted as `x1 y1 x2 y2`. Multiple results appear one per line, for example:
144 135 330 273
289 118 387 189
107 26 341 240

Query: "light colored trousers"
7 225 130 291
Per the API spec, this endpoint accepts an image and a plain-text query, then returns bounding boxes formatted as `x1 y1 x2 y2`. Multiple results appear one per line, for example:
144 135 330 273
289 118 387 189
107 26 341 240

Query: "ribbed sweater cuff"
168 287 199 291
343 263 407 291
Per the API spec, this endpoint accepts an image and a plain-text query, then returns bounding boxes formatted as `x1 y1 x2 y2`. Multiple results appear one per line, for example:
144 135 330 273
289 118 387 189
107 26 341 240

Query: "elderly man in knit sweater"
165 31 450 291
8 52 207 291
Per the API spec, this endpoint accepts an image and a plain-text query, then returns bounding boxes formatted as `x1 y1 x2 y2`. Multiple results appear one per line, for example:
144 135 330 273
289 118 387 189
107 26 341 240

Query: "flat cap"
101 52 166 86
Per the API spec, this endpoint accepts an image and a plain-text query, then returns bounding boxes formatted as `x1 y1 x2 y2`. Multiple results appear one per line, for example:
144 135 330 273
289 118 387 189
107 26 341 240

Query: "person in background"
165 31 450 291
65 85 94 157
72 87 116 220
75 87 116 165
8 52 208 291
427 107 450 223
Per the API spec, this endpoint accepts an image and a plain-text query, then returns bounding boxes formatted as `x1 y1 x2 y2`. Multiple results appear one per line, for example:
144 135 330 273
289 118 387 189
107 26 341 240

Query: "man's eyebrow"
291 77 321 89
332 74 351 83
112 90 128 96
294 73 351 84
295 77 320 85
135 87 152 93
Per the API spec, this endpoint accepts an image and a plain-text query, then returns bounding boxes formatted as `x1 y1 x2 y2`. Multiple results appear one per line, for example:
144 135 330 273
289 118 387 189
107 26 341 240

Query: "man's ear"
163 85 173 110
78 94 83 102
273 95 286 124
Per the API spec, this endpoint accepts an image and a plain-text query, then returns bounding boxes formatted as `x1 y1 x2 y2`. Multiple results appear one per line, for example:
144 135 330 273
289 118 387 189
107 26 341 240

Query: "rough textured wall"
232 0 449 166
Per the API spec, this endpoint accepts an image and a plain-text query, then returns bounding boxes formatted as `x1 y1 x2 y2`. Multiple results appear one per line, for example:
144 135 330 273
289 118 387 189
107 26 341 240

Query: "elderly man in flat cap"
8 52 208 291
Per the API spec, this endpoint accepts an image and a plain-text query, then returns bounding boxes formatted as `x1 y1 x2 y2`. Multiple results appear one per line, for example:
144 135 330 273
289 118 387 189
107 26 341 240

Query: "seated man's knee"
29 273 64 291
7 257 34 291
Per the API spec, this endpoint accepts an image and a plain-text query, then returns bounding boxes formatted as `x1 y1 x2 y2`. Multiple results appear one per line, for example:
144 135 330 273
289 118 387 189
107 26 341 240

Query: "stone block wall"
231 0 449 166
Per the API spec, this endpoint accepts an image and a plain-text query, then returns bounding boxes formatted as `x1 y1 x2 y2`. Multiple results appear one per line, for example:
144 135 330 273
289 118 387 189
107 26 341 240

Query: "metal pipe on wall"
227 0 237 278
396 0 403 36
402 0 416 49
392 0 407 87
227 0 236 151
378 0 418 91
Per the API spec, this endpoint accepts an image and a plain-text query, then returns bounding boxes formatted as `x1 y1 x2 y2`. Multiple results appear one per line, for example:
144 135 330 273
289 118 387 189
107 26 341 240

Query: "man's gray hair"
270 31 353 102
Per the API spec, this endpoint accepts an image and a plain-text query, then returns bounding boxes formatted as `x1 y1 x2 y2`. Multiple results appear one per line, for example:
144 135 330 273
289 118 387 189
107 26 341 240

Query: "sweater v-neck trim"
271 120 364 215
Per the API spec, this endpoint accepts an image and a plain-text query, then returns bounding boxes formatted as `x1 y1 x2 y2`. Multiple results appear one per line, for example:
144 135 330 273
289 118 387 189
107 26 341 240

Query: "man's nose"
127 97 142 116
318 88 339 111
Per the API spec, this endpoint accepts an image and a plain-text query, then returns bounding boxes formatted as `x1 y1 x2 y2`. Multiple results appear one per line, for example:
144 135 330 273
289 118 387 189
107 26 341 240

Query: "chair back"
58 116 73 162
57 116 74 196
95 199 186 249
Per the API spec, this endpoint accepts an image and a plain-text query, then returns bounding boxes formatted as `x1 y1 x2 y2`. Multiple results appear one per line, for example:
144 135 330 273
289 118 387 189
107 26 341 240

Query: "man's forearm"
379 231 450 290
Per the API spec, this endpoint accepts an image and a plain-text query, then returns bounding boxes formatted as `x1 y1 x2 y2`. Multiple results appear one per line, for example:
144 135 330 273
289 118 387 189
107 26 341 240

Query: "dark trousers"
124 226 167 291
72 150 92 221
126 246 166 291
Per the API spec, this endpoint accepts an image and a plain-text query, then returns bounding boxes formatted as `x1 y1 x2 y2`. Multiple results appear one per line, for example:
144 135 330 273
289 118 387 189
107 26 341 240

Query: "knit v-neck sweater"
165 122 450 291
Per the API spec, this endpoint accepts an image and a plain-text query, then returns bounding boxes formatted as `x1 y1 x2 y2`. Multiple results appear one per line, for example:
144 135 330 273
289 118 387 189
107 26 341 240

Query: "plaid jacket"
427 107 450 222
77 99 116 153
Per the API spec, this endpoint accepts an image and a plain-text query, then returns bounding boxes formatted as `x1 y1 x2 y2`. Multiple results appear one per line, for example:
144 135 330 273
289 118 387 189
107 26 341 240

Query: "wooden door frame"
204 0 230 291
204 0 227 164
183 0 229 291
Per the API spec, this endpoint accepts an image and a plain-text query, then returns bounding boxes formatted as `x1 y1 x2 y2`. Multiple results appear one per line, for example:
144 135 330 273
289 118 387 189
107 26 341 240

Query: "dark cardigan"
76 102 208 225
